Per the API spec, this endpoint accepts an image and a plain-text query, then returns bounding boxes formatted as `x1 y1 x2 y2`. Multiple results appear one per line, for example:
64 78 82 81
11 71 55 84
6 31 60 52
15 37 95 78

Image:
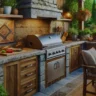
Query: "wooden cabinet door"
4 61 20 96
70 45 80 72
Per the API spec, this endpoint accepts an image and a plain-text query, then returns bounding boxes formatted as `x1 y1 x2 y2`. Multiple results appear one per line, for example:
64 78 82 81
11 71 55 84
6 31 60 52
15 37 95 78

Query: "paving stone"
41 83 62 95
33 92 48 96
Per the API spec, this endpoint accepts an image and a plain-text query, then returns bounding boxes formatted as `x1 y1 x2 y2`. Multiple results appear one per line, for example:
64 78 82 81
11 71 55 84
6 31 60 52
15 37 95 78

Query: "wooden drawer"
20 57 37 72
21 67 36 76
21 79 36 93
21 69 36 80
21 76 37 85
21 89 37 96
21 74 36 85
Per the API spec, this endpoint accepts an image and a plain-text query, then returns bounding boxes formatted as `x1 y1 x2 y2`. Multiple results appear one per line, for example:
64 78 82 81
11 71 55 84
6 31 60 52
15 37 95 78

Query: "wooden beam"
78 0 85 30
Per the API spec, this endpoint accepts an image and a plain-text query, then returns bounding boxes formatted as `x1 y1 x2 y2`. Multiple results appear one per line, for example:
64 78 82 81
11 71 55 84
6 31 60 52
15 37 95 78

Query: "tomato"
6 49 13 53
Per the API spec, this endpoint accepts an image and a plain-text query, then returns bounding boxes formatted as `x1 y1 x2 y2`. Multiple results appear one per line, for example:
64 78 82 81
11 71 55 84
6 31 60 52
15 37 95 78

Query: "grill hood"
18 0 62 19
26 33 62 49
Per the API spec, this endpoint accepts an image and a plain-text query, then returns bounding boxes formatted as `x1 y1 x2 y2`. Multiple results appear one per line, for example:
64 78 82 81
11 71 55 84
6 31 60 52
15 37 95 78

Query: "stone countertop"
0 41 89 65
0 48 45 65
86 41 96 44
63 41 86 48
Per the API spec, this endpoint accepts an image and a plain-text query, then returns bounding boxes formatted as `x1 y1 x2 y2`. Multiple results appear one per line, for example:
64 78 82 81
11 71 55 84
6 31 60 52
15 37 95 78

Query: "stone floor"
33 68 83 96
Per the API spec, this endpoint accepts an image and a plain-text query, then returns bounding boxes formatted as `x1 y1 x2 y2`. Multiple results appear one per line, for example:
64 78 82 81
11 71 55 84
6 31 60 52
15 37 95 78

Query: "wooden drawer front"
21 73 36 84
21 79 36 93
21 89 36 96
20 57 37 71
21 69 36 81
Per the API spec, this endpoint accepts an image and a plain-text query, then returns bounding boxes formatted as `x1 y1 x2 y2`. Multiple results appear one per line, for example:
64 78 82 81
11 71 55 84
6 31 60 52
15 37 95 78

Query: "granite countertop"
63 41 85 48
0 48 45 65
0 41 87 65
86 41 96 44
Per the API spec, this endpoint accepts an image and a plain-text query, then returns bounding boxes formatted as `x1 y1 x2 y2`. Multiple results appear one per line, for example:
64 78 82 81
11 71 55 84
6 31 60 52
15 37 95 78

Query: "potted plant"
92 28 96 40
0 84 7 96
79 28 92 40
3 0 16 14
0 0 4 14
68 27 78 41
12 1 18 15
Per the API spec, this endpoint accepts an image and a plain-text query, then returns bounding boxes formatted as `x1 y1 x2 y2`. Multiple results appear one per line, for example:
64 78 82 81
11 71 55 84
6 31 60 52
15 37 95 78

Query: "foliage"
85 18 95 27
63 0 79 28
0 84 7 96
85 0 93 13
68 27 78 35
79 28 92 35
3 0 17 7
92 28 96 35
63 0 78 14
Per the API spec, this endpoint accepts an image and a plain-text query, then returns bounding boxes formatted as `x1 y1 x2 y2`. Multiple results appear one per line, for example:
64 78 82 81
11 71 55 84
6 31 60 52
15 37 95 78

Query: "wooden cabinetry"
86 43 96 50
4 56 38 96
70 45 81 72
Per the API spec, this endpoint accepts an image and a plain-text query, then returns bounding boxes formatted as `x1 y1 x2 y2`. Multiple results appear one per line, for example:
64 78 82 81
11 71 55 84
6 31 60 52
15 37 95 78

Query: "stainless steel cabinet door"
47 57 65 83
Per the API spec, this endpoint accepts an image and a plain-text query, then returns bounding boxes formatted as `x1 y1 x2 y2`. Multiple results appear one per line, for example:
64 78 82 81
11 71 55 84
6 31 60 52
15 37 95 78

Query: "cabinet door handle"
25 64 33 68
25 89 33 94
25 83 33 88
54 63 57 69
25 72 33 77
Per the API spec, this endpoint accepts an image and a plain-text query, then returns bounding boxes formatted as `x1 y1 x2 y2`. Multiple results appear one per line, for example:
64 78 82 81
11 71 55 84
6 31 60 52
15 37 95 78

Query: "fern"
0 84 7 96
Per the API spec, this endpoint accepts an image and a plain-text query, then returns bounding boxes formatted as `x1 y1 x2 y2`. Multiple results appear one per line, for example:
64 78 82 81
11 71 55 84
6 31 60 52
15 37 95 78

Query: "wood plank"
57 18 72 22
0 14 23 18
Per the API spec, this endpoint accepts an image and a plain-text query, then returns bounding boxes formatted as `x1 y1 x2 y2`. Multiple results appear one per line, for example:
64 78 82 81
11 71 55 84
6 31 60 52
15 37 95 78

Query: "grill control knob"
59 51 61 53
62 50 64 52
48 53 51 56
56 51 58 53
53 52 55 55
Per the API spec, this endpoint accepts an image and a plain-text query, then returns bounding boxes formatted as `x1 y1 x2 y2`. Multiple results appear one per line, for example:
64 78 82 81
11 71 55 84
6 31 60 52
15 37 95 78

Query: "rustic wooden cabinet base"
70 45 81 72
4 56 38 96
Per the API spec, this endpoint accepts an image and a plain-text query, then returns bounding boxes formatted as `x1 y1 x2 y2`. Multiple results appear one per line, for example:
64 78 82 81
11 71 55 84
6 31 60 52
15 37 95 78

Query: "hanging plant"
57 0 66 9
76 9 92 21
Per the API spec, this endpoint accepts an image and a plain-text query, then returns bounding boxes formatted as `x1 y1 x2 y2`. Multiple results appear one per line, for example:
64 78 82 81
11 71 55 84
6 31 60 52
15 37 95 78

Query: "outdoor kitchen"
0 0 96 96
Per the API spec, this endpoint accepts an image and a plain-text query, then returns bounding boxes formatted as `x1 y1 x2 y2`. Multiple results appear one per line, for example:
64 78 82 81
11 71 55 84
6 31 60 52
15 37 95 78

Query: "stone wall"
18 0 62 18
0 64 4 84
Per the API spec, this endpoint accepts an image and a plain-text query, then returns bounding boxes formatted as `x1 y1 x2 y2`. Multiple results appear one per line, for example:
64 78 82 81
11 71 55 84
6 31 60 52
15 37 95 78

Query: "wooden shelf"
0 14 23 18
57 18 72 22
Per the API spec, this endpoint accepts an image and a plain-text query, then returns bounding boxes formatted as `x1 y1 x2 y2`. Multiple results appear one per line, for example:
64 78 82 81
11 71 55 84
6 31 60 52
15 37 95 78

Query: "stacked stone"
38 54 46 91
0 64 4 84
18 0 62 18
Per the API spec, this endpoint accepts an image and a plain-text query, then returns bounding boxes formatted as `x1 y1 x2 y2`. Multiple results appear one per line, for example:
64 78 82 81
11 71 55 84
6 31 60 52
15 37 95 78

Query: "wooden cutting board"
61 32 68 43
0 48 34 56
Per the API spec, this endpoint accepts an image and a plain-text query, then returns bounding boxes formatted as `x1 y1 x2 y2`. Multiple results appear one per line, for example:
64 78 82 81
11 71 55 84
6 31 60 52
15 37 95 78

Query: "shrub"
0 84 7 96
79 28 92 35
68 27 78 35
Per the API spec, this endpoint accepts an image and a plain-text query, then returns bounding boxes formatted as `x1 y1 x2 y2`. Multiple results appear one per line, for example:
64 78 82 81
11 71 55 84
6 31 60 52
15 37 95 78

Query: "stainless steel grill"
27 33 65 59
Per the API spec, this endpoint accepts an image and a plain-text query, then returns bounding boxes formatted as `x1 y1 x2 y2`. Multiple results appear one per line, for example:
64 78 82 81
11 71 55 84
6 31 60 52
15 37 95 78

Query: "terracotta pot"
0 8 4 14
12 8 18 15
81 34 90 40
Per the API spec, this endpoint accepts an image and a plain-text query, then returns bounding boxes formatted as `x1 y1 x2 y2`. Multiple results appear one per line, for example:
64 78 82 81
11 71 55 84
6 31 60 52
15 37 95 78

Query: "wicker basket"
76 10 91 21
